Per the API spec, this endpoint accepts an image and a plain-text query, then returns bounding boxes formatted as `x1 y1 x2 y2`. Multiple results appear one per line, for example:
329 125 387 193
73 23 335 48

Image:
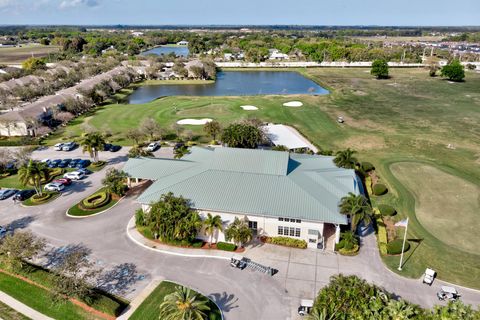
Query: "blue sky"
0 0 479 26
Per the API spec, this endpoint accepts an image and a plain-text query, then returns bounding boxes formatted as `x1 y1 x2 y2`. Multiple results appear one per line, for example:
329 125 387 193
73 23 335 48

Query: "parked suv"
44 182 65 192
146 142 160 152
75 159 91 169
54 143 64 151
63 171 85 180
13 189 35 201
62 142 76 151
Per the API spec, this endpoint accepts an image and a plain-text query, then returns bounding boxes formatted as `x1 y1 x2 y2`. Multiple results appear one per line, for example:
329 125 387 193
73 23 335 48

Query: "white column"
335 224 341 244
136 178 139 183
127 177 131 187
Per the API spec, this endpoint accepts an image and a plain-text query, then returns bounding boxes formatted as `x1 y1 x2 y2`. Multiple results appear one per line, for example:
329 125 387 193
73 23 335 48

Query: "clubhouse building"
123 147 362 250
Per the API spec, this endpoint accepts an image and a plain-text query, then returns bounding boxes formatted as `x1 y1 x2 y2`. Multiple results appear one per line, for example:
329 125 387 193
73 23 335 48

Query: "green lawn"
129 281 221 320
0 262 129 318
41 67 480 288
0 300 31 320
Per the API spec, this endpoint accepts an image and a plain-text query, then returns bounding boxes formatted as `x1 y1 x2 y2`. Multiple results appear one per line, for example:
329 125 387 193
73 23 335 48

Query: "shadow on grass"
400 238 423 269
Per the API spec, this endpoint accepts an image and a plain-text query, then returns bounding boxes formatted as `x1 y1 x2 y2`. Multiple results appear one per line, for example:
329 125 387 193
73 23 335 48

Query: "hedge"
387 239 410 255
81 190 110 209
339 244 360 256
361 162 375 172
31 193 52 203
365 176 373 196
378 204 396 216
192 239 204 248
375 210 388 255
373 184 388 196
267 236 307 249
216 242 237 251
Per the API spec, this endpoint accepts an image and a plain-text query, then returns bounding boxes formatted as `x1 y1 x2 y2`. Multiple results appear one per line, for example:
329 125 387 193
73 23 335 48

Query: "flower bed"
338 244 360 256
67 188 118 217
22 192 59 206
262 236 307 249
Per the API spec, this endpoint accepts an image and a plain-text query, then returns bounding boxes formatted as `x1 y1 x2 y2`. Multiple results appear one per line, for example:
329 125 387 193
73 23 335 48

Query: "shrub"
216 242 237 251
91 161 106 168
375 212 388 255
339 244 360 256
267 236 307 249
335 239 345 251
373 184 388 196
81 190 110 209
365 176 373 195
387 239 410 255
191 239 204 248
361 162 375 172
135 209 145 226
378 204 396 216
31 193 52 203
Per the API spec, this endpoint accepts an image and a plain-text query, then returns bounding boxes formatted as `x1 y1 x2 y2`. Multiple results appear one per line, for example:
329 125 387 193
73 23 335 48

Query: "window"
278 217 284 221
284 218 290 222
278 226 284 235
295 228 301 237
296 219 301 223
248 221 258 230
289 227 295 236
309 238 316 243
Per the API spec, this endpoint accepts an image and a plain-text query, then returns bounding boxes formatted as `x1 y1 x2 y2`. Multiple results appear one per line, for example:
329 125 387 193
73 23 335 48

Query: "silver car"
0 189 18 200
44 182 65 192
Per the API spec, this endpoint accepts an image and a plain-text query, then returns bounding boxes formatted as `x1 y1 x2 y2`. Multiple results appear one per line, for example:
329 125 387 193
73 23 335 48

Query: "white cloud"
59 0 99 9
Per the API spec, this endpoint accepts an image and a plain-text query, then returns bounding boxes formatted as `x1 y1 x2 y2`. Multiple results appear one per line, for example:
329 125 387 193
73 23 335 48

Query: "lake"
128 71 329 104
141 45 189 57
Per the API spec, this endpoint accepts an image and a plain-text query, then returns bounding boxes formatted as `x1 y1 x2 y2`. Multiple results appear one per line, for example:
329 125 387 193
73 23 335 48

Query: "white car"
63 171 85 180
54 143 64 151
146 142 160 152
44 182 65 192
62 142 76 151
423 268 436 285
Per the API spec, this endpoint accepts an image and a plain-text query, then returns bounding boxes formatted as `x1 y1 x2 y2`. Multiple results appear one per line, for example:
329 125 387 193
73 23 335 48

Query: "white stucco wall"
0 121 28 136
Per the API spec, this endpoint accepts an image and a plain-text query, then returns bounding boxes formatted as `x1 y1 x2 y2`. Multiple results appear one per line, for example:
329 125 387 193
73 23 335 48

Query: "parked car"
41 158 51 164
62 142 77 151
58 159 72 168
103 143 113 151
54 143 64 151
423 268 436 285
298 299 314 316
13 189 35 201
0 226 7 239
174 142 185 150
0 189 18 200
146 142 160 152
68 159 81 168
75 159 91 169
230 255 248 270
48 159 62 168
53 178 72 186
63 171 85 180
109 145 121 152
437 286 460 301
76 168 92 175
44 182 65 192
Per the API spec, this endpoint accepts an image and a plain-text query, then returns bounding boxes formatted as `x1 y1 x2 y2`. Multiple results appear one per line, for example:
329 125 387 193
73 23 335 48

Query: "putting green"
390 162 480 255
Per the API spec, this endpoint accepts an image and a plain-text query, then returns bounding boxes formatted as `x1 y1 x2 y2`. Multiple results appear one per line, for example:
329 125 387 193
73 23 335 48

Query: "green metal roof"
123 147 360 225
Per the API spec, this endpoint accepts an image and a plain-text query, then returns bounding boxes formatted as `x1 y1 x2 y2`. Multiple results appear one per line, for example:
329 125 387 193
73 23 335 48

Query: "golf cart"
230 255 247 270
337 116 344 123
423 268 436 285
437 286 460 301
298 299 314 316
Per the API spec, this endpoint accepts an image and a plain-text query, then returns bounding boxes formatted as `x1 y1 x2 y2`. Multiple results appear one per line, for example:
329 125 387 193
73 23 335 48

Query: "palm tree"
341 230 358 249
339 193 373 232
333 148 358 169
18 160 50 196
159 285 210 320
224 217 253 247
385 300 418 320
174 146 190 159
81 132 105 163
203 213 223 247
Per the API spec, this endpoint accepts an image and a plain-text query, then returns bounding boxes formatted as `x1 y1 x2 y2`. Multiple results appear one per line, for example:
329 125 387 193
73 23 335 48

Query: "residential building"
123 147 362 250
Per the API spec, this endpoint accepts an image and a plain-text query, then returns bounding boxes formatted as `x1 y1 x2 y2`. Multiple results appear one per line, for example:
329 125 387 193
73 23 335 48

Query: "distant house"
131 32 144 37
176 40 189 46
124 147 362 250
269 49 290 60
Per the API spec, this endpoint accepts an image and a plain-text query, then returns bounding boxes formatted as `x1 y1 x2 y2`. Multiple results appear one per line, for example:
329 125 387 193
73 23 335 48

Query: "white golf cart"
230 255 247 270
298 299 314 316
437 286 460 301
423 268 436 285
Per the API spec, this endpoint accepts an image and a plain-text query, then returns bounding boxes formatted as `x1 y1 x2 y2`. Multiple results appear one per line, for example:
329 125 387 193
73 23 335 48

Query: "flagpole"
398 217 409 271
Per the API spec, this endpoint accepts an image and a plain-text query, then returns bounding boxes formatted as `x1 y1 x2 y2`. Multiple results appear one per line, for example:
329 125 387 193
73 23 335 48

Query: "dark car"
48 159 62 168
103 143 112 151
76 168 92 175
58 159 72 168
13 189 35 201
76 159 91 169
68 159 81 168
109 145 121 152
174 142 185 150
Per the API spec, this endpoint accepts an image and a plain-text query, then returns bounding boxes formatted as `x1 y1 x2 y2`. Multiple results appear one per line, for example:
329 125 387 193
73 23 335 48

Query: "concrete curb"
65 196 124 219
126 217 231 260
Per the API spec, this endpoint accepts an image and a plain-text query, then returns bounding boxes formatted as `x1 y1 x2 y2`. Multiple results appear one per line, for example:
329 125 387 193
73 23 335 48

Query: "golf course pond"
128 71 329 104
141 45 189 57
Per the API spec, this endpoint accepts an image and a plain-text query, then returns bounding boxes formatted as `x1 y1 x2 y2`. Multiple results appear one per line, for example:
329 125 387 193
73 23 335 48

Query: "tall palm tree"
18 160 50 196
224 217 253 247
203 213 223 247
174 146 190 159
339 193 373 232
159 285 210 320
385 300 418 320
81 132 105 163
333 148 358 169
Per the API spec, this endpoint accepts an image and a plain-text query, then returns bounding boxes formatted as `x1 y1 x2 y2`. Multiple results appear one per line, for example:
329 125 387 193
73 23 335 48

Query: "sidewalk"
0 290 53 320
117 278 163 320
126 218 232 260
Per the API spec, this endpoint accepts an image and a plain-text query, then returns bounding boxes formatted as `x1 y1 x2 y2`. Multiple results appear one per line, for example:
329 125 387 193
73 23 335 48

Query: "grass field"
0 45 60 64
0 300 30 320
42 67 480 288
129 281 221 320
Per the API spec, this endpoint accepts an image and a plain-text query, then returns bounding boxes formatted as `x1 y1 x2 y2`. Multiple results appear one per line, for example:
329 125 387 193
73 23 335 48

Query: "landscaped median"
67 187 120 217
22 191 60 206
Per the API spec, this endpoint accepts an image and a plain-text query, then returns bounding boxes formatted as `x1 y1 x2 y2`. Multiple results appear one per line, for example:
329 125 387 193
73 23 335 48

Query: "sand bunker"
283 101 303 107
240 105 258 110
177 118 213 125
